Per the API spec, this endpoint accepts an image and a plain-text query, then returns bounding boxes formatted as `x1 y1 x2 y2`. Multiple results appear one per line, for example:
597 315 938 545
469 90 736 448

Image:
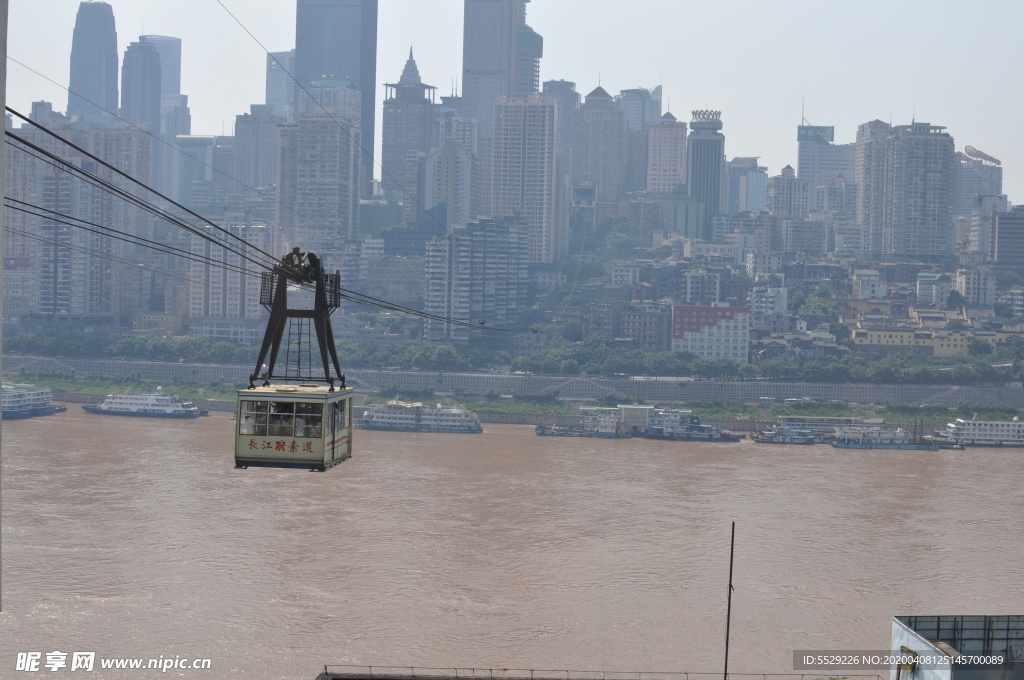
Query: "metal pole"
724 521 736 680
0 0 8 615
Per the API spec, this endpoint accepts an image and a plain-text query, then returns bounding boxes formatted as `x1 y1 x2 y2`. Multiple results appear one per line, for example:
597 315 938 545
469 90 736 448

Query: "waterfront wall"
9 355 1023 408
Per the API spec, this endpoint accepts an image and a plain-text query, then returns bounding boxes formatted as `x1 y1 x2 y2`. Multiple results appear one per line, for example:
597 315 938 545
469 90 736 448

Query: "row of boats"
2 383 208 419
751 416 1024 449
7 384 1024 449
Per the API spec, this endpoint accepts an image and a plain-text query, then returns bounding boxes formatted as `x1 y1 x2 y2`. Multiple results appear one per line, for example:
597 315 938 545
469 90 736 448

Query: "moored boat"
831 426 938 450
638 409 742 442
82 387 205 418
2 383 62 419
933 415 1024 447
751 426 829 444
357 400 483 433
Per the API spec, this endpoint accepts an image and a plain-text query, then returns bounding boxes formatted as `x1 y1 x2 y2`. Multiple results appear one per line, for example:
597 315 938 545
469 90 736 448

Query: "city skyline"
8 0 1024 201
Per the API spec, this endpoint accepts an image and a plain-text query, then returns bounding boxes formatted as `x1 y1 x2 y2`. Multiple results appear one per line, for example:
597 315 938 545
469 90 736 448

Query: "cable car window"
295 402 322 438
269 402 295 436
239 400 268 436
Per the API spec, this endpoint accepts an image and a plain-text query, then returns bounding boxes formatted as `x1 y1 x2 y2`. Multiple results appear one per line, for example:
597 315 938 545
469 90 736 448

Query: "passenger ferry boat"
2 383 62 419
751 426 830 445
82 387 206 418
934 415 1024 447
358 400 483 433
535 407 632 438
831 426 938 450
639 409 742 442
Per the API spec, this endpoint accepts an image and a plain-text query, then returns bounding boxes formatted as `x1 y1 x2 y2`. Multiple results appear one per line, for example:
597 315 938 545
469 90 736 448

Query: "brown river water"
0 410 1021 678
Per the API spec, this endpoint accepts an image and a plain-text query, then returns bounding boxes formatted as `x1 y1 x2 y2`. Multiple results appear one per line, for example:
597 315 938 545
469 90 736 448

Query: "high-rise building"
956 147 1003 216
189 224 282 344
425 140 475 229
68 1 118 123
854 119 891 255
994 206 1024 264
616 86 662 133
120 39 162 131
461 0 521 143
266 50 296 118
726 157 766 214
278 83 362 244
816 175 858 254
766 165 809 219
686 110 726 239
797 125 854 192
5 106 157 327
382 50 437 197
424 216 529 342
139 36 189 195
572 86 627 211
139 35 181 96
492 95 563 262
462 0 527 212
617 86 662 194
516 22 543 96
294 0 378 197
541 80 579 168
967 194 1008 259
234 105 285 193
856 121 957 260
646 112 686 195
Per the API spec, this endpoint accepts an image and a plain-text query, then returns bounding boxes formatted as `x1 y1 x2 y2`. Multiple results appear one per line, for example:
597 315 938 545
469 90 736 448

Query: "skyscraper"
120 39 162 131
796 125 854 192
462 0 521 143
492 95 563 262
266 50 296 118
766 165 809 219
424 216 528 342
726 157 766 213
139 35 181 96
277 83 362 244
462 0 526 211
646 112 687 195
67 1 118 122
857 121 957 260
516 24 544 96
686 110 726 238
854 119 890 255
541 80 579 168
956 147 1003 216
294 0 378 197
140 35 189 195
382 50 437 196
572 86 627 210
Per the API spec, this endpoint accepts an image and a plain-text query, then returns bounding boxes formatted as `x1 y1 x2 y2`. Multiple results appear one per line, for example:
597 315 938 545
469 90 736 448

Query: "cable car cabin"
235 385 354 471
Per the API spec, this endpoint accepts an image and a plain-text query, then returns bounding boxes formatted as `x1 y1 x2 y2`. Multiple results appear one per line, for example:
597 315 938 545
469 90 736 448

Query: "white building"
646 111 687 194
189 224 283 344
671 303 750 364
955 267 996 307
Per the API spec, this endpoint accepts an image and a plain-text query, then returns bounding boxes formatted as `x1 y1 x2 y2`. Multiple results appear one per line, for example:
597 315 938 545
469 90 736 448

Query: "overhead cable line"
6 55 352 240
3 224 251 296
6 106 281 268
6 109 529 333
4 128 279 272
4 199 259 278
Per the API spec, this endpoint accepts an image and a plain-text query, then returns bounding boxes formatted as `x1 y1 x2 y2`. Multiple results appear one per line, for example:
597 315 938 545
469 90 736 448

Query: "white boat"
82 387 206 419
357 400 482 433
935 415 1024 447
832 426 938 450
2 383 61 419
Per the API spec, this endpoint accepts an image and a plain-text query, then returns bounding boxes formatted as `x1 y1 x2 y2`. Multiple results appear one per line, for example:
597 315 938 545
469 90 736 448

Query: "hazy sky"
8 0 1024 201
